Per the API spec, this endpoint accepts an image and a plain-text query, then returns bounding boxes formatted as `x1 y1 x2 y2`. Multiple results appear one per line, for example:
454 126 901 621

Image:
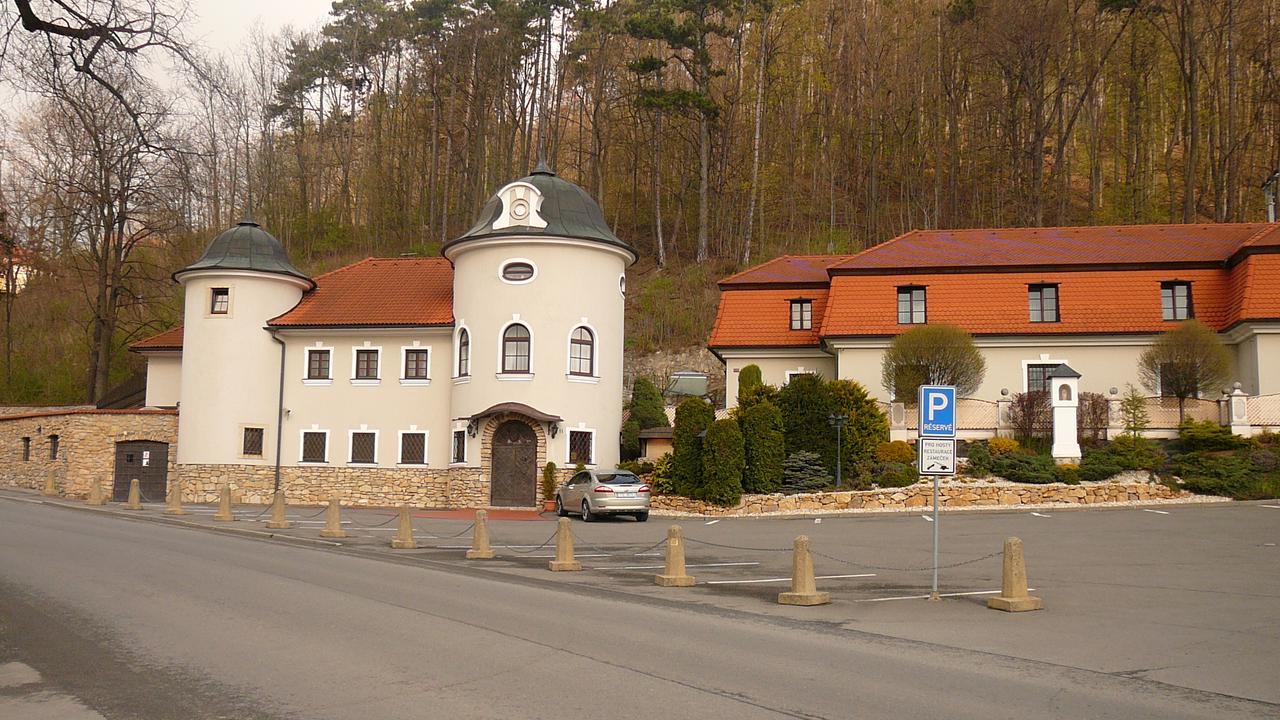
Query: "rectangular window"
302 431 328 463
48 435 59 460
1159 363 1179 398
355 349 379 379
1161 281 1193 321
242 427 264 457
210 287 230 314
1028 284 1059 323
400 432 426 465
789 300 813 330
451 430 466 464
404 349 430 379
307 349 331 380
1026 364 1058 394
350 432 376 464
568 430 594 465
21 436 30 461
897 286 926 324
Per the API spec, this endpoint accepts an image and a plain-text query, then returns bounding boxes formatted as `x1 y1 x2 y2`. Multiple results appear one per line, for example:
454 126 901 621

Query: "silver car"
555 469 651 522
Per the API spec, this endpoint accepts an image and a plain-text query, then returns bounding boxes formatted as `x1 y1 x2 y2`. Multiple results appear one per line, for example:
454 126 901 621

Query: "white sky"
186 0 332 50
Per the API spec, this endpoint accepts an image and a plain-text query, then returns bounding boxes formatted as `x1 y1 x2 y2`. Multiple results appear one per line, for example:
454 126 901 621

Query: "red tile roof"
131 326 184 351
269 257 454 328
831 223 1280 272
710 288 829 348
713 223 1280 346
719 255 852 287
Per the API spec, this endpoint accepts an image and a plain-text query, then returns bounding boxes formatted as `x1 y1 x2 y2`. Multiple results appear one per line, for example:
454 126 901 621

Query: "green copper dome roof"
445 162 636 261
175 217 313 287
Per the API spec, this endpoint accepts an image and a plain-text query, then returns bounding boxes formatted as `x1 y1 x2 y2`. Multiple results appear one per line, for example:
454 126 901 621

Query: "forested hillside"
1 0 1279 404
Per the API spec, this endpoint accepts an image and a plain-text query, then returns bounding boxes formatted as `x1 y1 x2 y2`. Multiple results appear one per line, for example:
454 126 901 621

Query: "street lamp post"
828 413 849 488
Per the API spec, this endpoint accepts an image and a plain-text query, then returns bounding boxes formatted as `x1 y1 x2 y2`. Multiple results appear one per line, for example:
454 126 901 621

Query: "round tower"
173 218 313 466
444 163 636 504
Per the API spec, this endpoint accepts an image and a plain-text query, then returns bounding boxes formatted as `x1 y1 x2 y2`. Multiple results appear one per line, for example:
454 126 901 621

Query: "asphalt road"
0 497 1275 719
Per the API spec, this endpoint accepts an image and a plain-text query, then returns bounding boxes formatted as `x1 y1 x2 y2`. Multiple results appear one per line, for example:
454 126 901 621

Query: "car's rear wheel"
634 512 649 522
555 496 567 517
581 500 596 522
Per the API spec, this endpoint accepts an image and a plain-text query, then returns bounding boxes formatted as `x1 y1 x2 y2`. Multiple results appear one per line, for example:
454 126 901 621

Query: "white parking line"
1261 505 1280 509
705 519 721 526
704 573 875 585
814 518 822 524
858 588 1037 603
1030 512 1051 518
1142 509 1170 515
921 515 934 522
526 553 611 558
633 552 664 557
605 561 761 571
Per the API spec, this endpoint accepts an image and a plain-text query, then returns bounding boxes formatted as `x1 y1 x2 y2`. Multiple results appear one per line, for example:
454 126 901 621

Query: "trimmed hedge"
672 397 715 497
701 418 745 506
739 400 785 493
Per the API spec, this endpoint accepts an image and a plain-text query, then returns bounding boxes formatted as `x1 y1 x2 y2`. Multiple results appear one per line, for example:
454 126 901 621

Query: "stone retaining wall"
0 410 178 499
651 479 1193 516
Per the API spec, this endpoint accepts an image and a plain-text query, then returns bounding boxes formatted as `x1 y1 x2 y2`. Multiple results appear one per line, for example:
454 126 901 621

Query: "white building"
133 163 635 507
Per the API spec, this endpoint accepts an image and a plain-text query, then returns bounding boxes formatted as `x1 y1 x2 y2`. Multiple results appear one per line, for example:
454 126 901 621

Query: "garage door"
113 441 169 503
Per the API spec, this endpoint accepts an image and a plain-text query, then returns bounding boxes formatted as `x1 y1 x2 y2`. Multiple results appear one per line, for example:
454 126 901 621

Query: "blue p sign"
918 385 957 438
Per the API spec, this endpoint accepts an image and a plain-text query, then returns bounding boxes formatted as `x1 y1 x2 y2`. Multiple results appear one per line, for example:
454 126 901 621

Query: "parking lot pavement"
6 488 1278 705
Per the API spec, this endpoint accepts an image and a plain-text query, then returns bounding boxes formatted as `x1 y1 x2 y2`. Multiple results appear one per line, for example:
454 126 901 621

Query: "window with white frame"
400 432 427 465
403 348 430 380
451 430 467 464
301 431 328 463
568 430 594 465
306 349 331 380
789 300 813 330
1161 281 1193 321
349 431 377 464
502 324 531 373
897 286 926 324
457 329 470 377
569 327 594 376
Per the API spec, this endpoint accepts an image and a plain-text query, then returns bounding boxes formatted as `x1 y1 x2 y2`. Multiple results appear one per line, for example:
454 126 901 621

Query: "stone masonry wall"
173 464 490 508
0 410 178 499
651 479 1193 516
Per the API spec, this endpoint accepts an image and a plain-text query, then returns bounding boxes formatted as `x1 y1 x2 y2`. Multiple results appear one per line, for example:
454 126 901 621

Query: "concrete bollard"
319 495 347 538
123 479 143 511
264 489 293 529
42 469 58 497
213 483 235 522
466 509 495 559
547 517 582 571
164 479 187 516
987 537 1044 612
390 505 418 549
86 478 106 506
778 535 830 606
655 525 695 587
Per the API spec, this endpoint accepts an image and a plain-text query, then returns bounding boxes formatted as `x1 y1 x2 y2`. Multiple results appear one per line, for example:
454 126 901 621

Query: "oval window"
501 261 535 283
619 274 627 296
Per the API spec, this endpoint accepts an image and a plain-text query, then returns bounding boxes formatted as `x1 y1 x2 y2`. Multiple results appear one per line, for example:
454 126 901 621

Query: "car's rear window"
597 473 640 485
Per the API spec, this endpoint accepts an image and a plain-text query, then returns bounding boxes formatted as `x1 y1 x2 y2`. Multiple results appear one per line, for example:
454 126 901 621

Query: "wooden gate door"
113 441 169 502
490 421 537 507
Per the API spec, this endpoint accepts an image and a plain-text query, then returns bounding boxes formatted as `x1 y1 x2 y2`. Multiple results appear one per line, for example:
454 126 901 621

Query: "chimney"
1265 170 1280 223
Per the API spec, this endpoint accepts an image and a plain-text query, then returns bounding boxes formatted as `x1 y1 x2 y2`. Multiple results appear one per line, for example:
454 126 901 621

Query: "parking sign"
917 385 956 438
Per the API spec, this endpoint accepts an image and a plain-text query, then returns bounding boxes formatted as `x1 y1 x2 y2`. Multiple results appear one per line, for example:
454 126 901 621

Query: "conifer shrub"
671 396 715 497
1176 419 1249 453
873 462 920 488
737 364 763 406
964 441 993 477
700 418 745 506
620 419 641 460
739 400 785 493
649 453 675 495
988 437 1022 456
629 377 669 429
779 451 832 494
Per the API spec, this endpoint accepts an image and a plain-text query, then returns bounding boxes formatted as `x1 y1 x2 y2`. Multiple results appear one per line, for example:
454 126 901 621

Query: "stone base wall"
651 480 1194 517
0 410 178 499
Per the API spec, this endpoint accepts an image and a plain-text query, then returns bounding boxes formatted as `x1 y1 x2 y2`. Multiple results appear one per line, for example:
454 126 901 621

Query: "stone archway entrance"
490 420 538 507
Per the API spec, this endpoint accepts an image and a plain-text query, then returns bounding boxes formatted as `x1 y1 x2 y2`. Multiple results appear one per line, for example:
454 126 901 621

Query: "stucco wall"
177 270 305 465
144 354 182 407
1255 333 1280 395
448 237 628 468
275 328 455 469
722 352 836 408
0 410 177 498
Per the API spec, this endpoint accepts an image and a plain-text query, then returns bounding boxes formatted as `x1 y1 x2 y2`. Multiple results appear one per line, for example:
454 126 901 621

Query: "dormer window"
1028 284 1059 323
789 300 813 330
897 286 926 324
1161 281 1192 321
210 287 229 314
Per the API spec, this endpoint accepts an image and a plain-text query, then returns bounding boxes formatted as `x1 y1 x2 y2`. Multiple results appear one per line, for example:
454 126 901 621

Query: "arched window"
569 327 594 376
457 329 470 377
502 324 531 373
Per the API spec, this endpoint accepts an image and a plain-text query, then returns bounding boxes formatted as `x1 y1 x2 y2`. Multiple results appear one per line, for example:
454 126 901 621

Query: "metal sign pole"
930 473 940 601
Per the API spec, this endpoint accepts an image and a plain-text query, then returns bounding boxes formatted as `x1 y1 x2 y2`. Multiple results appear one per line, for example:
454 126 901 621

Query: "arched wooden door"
490 420 537 507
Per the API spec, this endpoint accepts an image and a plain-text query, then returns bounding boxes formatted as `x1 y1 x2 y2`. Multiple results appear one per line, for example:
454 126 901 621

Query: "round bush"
875 440 916 464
